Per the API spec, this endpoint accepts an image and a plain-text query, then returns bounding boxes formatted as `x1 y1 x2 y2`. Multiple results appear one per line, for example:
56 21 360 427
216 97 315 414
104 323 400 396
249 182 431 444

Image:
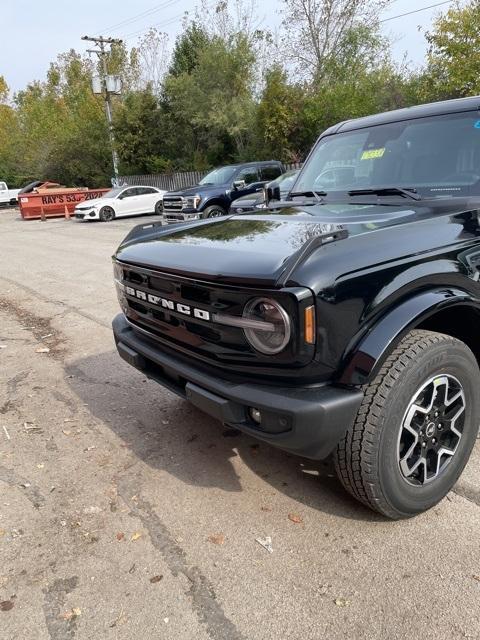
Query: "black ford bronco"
113 96 480 519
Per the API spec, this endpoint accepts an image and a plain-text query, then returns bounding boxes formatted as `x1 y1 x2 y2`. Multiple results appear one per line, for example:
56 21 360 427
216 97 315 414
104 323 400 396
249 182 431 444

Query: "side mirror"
233 180 246 190
266 184 281 204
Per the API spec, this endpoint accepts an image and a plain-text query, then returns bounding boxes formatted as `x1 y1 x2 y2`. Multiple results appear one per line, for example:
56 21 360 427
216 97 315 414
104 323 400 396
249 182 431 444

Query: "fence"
118 162 303 191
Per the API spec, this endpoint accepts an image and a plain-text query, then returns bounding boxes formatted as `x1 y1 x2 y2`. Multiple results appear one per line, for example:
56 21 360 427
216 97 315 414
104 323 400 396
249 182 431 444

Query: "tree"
281 0 392 81
169 22 211 76
255 66 306 161
425 0 480 98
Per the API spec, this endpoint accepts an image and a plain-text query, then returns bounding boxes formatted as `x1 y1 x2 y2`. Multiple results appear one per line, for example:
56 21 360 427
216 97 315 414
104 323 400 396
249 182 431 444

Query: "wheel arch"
199 197 228 212
338 288 480 386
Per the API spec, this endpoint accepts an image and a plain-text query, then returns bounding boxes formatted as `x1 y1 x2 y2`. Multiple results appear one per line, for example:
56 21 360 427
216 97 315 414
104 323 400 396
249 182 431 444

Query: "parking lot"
0 207 479 640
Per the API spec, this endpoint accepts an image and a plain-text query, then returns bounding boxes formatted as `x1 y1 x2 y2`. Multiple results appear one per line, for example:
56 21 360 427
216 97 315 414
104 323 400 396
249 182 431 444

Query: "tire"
203 205 226 218
334 330 480 519
154 200 163 215
99 206 115 222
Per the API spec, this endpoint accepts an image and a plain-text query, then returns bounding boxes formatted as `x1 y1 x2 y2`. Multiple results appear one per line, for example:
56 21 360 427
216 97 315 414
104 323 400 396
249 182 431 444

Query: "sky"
1 0 455 93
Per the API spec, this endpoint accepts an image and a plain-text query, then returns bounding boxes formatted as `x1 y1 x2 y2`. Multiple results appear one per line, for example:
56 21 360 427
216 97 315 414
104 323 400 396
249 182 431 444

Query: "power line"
95 0 181 36
379 0 454 24
122 13 184 41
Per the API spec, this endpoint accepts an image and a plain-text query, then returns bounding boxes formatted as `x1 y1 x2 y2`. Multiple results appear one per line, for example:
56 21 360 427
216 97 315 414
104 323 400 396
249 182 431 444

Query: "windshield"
103 187 124 198
199 166 237 186
295 111 480 199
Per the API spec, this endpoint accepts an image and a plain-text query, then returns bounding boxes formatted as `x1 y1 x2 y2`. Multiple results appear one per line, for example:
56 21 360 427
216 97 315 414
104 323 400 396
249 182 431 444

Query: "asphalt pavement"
0 208 479 640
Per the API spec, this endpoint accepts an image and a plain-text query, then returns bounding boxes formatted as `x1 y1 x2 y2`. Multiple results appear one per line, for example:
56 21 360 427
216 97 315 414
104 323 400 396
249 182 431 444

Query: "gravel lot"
0 207 479 640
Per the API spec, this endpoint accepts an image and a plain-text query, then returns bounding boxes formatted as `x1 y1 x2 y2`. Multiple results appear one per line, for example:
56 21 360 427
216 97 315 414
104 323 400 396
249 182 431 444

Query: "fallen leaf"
37 464 44 469
149 575 163 584
163 618 169 624
35 347 50 354
260 506 272 512
116 532 125 541
83 446 96 452
83 506 101 515
473 575 480 582
208 533 225 545
131 532 142 541
60 607 81 620
288 513 303 524
334 597 350 607
0 600 14 611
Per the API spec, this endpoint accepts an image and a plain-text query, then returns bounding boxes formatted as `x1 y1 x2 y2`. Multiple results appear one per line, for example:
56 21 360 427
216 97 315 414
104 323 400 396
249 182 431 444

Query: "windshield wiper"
348 187 422 201
289 190 327 202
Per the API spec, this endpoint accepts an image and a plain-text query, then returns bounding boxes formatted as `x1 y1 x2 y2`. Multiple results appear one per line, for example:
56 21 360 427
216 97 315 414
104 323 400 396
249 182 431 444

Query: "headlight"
184 195 201 209
242 297 291 355
113 261 128 313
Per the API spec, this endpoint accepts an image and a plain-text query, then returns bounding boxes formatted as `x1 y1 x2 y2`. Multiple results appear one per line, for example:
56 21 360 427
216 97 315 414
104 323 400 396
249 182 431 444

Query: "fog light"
249 407 262 424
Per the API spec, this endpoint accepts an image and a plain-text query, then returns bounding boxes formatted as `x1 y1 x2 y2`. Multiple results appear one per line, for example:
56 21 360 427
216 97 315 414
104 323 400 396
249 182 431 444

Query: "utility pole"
82 35 122 185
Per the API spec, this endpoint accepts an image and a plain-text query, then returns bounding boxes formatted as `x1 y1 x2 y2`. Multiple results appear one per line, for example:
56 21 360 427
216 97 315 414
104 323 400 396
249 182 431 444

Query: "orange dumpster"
19 186 109 220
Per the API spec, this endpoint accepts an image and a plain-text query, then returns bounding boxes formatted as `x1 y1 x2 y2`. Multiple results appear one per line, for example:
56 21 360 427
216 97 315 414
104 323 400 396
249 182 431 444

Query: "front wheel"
203 205 226 218
99 206 115 222
334 330 480 519
154 200 163 215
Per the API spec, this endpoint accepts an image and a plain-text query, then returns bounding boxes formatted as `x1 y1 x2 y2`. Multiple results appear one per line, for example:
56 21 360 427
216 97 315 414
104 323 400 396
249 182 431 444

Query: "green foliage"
1 1 479 185
169 23 211 77
425 0 480 98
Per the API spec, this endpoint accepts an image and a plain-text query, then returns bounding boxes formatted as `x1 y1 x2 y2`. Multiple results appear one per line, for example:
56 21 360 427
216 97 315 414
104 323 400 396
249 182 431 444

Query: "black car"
112 96 480 519
229 169 300 214
162 160 284 223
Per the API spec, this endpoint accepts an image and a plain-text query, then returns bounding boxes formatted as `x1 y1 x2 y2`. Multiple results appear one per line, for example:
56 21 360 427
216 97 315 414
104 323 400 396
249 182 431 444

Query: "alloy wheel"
398 374 466 486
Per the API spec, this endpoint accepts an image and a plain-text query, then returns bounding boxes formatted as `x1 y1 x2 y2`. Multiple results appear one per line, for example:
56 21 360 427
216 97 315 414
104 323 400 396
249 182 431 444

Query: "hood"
115 200 480 288
166 184 227 197
75 196 111 209
231 193 263 208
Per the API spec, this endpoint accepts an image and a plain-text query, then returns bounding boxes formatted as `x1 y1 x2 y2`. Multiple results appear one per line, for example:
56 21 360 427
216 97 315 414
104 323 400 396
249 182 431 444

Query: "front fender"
338 288 476 386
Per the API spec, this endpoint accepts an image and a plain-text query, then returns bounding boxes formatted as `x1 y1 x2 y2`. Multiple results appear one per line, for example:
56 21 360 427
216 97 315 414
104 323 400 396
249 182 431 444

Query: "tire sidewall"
377 340 480 516
203 205 226 218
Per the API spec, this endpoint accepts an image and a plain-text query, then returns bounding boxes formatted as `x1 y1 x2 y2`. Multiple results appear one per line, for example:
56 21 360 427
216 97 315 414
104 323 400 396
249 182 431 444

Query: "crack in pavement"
0 276 111 330
42 576 79 640
0 465 45 509
117 476 246 640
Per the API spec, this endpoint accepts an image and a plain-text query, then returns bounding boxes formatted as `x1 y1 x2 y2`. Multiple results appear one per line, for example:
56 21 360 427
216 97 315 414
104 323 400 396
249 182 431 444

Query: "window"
137 187 157 195
121 188 138 198
260 165 282 181
295 111 480 198
236 168 259 185
0 183 7 191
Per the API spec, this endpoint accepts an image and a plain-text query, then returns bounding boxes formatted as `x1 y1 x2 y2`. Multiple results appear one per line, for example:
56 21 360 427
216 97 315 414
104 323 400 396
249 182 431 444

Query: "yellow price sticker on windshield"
361 148 385 160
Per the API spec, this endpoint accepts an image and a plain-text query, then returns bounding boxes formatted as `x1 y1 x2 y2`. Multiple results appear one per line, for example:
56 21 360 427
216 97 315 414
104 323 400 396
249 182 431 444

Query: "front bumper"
113 314 363 459
75 208 98 220
164 209 200 224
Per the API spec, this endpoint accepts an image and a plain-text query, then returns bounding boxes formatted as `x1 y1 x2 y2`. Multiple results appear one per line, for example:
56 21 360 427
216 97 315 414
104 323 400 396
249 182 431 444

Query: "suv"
162 161 284 223
112 96 480 519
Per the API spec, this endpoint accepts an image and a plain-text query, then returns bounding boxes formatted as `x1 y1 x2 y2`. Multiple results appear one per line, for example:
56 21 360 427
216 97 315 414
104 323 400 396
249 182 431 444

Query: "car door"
0 182 8 204
135 187 159 214
231 168 262 202
115 188 140 216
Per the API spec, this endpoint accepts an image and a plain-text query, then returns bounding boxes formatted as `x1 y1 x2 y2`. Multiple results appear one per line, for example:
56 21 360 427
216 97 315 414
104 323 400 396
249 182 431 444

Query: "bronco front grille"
116 262 310 369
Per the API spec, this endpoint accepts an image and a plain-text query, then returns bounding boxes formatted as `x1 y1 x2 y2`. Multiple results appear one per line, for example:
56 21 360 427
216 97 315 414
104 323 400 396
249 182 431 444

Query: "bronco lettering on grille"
125 286 211 321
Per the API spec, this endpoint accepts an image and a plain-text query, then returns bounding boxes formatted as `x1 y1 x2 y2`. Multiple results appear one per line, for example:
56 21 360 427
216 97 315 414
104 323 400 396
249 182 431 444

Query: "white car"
0 181 21 207
74 185 166 222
